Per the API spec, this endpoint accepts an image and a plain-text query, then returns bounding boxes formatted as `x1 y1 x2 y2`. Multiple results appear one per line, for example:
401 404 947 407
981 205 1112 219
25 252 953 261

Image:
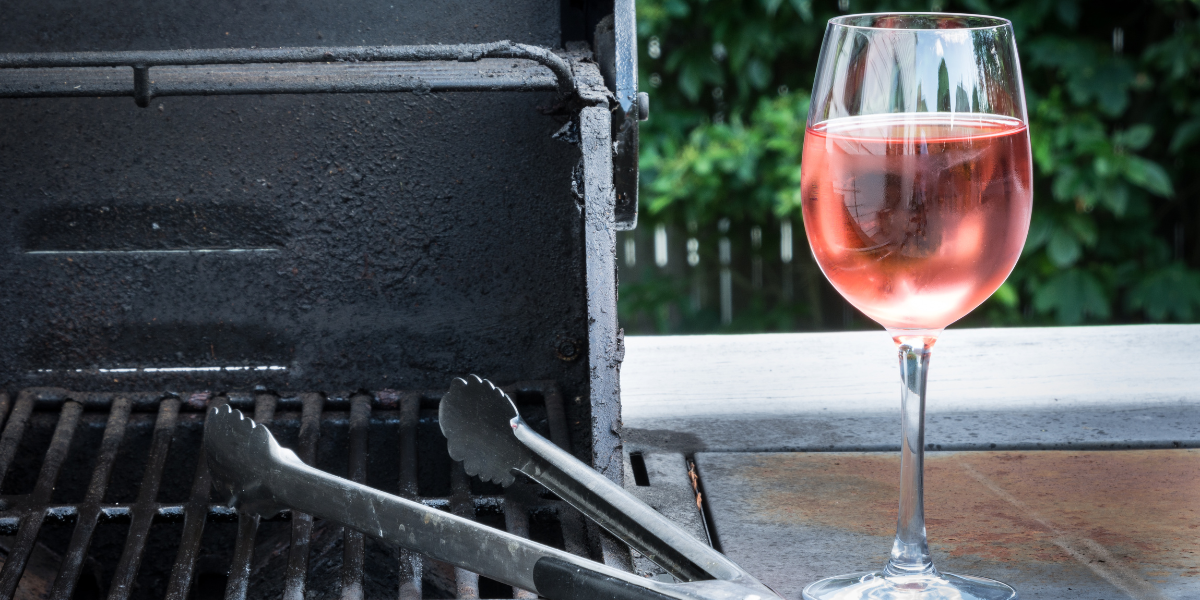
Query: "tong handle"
535 557 676 600
262 452 702 600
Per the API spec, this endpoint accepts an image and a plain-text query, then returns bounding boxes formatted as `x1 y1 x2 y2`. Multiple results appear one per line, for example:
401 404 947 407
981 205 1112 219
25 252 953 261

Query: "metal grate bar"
398 393 420 497
509 383 582 590
559 510 590 558
538 384 572 450
397 392 423 600
224 515 261 600
252 391 279 430
0 394 11 437
224 393 278 600
106 397 181 600
48 396 134 600
0 400 83 600
588 521 633 572
0 382 598 600
340 393 371 600
449 463 480 600
503 492 538 600
525 383 589 559
283 392 324 600
0 392 35 488
163 393 221 600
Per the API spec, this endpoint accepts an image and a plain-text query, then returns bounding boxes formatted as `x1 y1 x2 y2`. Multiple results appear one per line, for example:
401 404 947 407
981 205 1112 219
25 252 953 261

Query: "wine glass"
799 13 1031 600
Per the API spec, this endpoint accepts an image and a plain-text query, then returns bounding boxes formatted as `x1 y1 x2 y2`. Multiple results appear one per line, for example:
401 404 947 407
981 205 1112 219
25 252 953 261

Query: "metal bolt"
637 92 649 121
556 339 580 361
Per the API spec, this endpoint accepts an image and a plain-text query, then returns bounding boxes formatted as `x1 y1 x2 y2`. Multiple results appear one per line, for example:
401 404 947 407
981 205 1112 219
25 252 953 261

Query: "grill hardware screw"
556 339 580 361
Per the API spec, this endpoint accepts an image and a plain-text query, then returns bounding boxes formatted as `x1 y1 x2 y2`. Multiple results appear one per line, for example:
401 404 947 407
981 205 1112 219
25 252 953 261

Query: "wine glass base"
802 571 1017 600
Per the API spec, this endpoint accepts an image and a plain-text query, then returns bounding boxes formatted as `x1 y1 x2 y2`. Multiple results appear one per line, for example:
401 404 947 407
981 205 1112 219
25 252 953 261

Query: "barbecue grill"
0 2 696 599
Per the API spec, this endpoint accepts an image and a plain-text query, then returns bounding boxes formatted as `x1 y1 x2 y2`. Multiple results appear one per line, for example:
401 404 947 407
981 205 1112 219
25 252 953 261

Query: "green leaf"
1046 227 1082 267
1168 119 1200 154
760 0 784 15
1115 124 1153 151
1126 263 1200 322
959 0 993 12
746 59 772 90
1032 269 1110 325
787 0 813 21
1024 215 1053 252
1052 165 1090 203
677 63 702 102
1098 184 1129 216
662 0 690 18
1122 156 1174 197
991 282 1019 309
1064 214 1098 247
1082 62 1136 116
1055 0 1080 27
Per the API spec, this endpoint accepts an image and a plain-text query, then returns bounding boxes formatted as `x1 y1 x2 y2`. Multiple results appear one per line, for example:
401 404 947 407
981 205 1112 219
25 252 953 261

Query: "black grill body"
0 0 633 598
0 0 607 412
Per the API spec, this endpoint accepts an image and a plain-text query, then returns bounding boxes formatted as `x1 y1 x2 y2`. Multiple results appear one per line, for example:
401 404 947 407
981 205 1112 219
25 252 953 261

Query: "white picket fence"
619 218 851 331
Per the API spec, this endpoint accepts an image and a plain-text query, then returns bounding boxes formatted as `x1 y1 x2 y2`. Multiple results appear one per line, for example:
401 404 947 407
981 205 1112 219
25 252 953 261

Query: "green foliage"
1032 268 1110 324
628 0 1200 331
1127 262 1200 321
641 92 810 223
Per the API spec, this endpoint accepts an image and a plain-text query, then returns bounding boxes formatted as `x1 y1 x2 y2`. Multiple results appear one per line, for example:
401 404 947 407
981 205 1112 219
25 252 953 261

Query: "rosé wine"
800 113 1033 331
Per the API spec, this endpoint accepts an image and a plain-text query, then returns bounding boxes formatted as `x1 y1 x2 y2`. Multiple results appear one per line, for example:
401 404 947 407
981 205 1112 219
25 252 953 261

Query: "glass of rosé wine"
799 13 1030 600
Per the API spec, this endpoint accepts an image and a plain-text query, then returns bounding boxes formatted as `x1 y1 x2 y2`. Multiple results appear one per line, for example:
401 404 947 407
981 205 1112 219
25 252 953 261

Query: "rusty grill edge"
0 42 579 104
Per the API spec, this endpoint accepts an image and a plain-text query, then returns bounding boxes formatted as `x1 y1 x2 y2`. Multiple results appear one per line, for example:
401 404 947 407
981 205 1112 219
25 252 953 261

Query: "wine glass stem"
885 342 936 577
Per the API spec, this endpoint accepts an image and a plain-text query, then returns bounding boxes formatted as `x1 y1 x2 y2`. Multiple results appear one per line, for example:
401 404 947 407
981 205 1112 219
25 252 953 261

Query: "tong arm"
512 420 752 583
439 376 760 585
202 405 778 600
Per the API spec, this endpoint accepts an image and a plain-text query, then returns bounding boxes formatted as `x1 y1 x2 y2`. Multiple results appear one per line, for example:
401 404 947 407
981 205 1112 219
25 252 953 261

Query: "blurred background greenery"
619 0 1200 334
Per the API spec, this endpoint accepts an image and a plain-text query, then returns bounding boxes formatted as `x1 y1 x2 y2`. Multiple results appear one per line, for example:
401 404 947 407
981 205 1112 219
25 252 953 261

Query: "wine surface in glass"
801 113 1032 331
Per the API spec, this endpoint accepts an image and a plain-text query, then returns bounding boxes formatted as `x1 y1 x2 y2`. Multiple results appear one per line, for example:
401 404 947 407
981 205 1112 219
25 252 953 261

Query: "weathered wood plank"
621 325 1200 452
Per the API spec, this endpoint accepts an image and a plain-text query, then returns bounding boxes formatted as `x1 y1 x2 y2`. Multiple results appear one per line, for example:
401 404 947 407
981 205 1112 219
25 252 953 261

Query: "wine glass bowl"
802 114 1032 333
799 13 1030 600
802 13 1032 337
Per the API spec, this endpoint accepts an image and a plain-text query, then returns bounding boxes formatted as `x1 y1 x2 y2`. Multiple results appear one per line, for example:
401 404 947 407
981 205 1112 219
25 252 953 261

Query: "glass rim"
827 12 1013 31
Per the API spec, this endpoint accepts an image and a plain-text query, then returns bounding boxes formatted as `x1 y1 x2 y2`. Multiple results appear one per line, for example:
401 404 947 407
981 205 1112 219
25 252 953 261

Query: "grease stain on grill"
0 382 594 600
22 323 294 374
19 202 285 253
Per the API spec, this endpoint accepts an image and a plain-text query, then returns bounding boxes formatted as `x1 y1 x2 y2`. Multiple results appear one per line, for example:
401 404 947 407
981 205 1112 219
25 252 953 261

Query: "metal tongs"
203 376 779 600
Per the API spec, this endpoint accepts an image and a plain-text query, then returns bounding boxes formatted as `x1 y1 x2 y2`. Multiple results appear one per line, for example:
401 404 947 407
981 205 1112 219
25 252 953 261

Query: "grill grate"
0 383 603 600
